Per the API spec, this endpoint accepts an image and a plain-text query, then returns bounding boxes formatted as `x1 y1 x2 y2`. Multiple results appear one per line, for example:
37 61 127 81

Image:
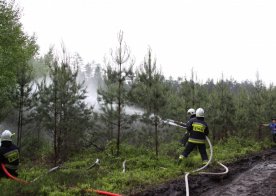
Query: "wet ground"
129 147 276 196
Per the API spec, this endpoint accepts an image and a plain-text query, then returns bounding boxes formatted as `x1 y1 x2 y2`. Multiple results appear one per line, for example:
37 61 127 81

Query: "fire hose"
184 136 229 196
3 117 227 196
162 119 187 129
1 163 29 184
161 119 229 196
1 163 122 196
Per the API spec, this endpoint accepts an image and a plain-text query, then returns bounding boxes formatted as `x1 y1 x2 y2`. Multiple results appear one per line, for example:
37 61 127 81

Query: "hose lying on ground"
1 163 122 196
1 163 29 184
199 162 229 175
85 189 122 196
31 166 60 182
87 158 100 170
184 136 229 196
122 160 126 173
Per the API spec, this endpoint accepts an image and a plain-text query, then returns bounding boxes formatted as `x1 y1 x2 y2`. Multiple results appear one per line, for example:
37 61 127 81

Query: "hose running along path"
184 136 229 196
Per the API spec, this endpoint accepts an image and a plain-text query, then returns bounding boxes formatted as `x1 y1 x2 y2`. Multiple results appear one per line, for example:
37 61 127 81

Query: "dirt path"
130 148 276 196
201 151 276 196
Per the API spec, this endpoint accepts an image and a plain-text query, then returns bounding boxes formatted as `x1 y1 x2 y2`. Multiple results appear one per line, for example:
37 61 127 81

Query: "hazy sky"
17 0 276 85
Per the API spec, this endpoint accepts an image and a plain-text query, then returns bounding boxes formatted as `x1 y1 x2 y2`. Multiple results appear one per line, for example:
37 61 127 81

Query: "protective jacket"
0 141 19 176
187 117 209 144
187 114 196 123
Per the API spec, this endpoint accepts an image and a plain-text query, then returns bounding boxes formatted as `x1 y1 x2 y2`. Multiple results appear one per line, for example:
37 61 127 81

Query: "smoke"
123 105 144 116
83 78 101 112
79 72 144 115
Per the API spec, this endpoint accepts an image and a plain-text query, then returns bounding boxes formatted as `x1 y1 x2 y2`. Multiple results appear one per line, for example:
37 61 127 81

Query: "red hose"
95 190 122 196
85 188 122 196
1 163 29 184
1 163 122 196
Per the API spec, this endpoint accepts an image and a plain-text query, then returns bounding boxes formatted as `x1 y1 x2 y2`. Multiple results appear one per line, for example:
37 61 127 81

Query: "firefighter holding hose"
178 108 209 165
0 130 20 177
179 108 196 146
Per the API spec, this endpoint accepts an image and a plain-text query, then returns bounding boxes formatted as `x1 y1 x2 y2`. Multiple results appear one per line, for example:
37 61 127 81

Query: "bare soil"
129 147 276 196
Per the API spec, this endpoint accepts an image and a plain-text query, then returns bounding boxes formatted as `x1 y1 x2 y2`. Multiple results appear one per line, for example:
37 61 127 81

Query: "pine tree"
207 77 235 141
33 50 93 163
248 74 267 139
0 0 37 120
131 48 167 156
97 31 134 156
15 62 34 148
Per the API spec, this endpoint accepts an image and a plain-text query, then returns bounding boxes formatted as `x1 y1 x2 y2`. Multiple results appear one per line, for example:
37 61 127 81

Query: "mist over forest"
1 1 276 195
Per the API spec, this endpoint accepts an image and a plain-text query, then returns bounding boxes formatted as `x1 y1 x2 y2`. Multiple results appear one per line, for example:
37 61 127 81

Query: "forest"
0 1 275 195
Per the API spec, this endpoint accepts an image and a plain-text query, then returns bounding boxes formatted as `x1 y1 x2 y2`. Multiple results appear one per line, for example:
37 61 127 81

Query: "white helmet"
1 130 15 141
187 108 195 116
196 108 205 117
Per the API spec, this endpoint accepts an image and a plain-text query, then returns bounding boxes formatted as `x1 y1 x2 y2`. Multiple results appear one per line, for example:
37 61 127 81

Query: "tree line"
1 0 275 164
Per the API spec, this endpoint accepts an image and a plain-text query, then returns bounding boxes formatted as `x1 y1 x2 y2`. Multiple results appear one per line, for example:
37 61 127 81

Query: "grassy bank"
0 136 273 195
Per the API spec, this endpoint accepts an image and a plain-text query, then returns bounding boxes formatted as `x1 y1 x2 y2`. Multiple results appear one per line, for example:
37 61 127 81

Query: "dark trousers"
180 132 189 146
183 142 208 161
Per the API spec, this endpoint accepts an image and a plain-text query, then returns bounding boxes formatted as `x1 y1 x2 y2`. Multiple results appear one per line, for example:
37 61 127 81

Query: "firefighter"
187 108 196 119
178 108 209 165
0 130 20 177
262 117 276 143
180 108 196 146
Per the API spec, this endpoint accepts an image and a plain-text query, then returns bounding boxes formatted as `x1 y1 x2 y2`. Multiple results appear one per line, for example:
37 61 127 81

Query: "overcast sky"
17 0 276 85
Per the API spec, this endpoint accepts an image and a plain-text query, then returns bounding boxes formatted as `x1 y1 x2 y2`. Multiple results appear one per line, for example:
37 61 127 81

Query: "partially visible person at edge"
262 117 276 143
179 108 196 146
0 130 20 177
178 108 209 165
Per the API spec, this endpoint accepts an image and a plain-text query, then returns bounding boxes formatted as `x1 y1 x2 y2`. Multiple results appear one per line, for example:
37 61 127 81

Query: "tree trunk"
17 84 24 148
116 64 122 156
54 85 58 165
155 117 159 156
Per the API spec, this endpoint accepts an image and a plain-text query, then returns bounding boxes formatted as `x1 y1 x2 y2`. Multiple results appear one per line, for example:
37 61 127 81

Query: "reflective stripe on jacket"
0 142 19 171
187 117 209 144
188 138 206 144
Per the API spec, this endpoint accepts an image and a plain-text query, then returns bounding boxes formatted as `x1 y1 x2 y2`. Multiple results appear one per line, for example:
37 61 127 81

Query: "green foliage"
131 48 167 115
130 48 168 156
159 141 183 158
1 6 276 195
31 57 50 78
0 137 271 195
21 137 52 164
213 136 271 162
32 49 94 162
97 31 134 156
0 0 38 120
207 78 236 140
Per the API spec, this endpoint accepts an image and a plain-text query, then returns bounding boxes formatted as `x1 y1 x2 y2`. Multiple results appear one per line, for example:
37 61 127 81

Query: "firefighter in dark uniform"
0 130 20 177
179 108 209 165
180 108 196 146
